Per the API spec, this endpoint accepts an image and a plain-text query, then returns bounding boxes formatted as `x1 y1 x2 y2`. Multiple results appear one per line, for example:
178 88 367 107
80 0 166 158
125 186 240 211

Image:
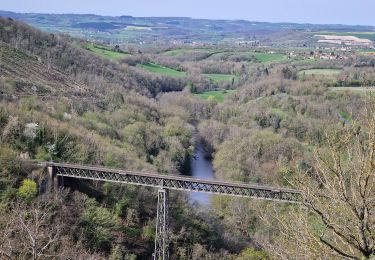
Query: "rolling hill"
1 10 374 45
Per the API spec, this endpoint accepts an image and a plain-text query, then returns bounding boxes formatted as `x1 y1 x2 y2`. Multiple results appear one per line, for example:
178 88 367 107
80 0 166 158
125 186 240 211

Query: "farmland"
316 32 375 42
315 34 372 46
194 89 235 102
2 10 375 260
135 62 237 82
4 10 375 45
163 48 287 63
137 64 238 82
208 51 287 62
136 63 187 77
204 74 237 83
163 48 213 57
299 68 342 76
251 52 287 63
85 44 129 60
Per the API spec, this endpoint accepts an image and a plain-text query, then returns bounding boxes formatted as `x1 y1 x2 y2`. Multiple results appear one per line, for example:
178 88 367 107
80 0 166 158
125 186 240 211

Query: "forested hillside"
0 17 194 96
0 18 238 259
1 15 375 259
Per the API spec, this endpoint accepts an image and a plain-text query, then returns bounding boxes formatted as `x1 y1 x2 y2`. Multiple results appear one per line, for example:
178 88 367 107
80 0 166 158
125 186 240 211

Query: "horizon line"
0 9 374 28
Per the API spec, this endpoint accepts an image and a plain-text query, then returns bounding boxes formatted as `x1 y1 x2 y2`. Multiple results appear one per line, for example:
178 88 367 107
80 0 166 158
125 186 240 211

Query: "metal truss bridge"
41 162 301 260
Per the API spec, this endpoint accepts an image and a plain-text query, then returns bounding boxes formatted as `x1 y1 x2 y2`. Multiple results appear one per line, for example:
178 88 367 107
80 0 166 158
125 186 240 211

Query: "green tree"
17 179 37 201
81 200 121 252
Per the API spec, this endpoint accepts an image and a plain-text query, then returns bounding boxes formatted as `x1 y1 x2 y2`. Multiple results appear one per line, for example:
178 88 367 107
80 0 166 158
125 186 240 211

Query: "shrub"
0 145 21 187
17 179 37 201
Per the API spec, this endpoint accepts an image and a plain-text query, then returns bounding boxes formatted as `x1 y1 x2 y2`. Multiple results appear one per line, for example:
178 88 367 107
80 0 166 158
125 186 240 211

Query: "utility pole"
153 188 169 260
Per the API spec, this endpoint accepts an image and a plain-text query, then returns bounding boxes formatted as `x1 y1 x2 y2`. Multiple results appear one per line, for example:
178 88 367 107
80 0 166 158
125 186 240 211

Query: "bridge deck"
42 162 301 203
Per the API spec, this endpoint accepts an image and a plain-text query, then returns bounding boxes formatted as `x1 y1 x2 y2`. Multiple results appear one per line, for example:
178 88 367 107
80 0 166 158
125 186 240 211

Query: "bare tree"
15 202 61 259
0 189 106 259
260 98 375 259
0 213 16 259
0 191 64 259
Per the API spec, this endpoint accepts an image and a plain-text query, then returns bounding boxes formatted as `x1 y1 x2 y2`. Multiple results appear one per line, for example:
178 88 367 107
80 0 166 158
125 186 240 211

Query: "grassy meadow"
251 52 287 63
137 63 236 81
137 63 187 77
86 44 130 60
204 74 237 83
194 89 235 102
163 48 287 63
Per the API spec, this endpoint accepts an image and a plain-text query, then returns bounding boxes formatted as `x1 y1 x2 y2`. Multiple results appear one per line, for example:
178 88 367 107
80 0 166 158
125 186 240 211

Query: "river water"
189 142 215 206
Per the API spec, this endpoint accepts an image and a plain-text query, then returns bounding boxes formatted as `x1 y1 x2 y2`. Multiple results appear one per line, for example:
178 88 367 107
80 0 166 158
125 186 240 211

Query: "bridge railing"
42 162 301 203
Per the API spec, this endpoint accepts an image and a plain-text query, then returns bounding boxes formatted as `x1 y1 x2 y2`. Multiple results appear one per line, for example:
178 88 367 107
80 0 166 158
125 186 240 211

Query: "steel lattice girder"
154 189 169 260
47 162 301 203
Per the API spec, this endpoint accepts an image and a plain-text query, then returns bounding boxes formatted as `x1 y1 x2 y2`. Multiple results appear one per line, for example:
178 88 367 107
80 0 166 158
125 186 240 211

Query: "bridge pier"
37 162 300 259
47 166 60 192
154 188 170 260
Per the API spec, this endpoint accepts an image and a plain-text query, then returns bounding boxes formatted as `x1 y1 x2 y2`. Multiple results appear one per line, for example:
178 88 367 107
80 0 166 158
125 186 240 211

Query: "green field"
251 52 287 63
318 32 375 42
137 63 187 77
163 49 287 63
163 48 216 56
299 68 342 76
86 44 129 60
208 51 287 63
349 33 375 42
163 48 222 59
163 49 194 56
194 90 235 102
204 74 237 83
136 62 237 81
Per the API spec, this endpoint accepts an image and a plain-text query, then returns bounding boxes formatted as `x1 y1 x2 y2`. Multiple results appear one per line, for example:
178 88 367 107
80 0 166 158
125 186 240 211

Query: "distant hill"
0 17 190 98
1 10 374 45
0 16 134 100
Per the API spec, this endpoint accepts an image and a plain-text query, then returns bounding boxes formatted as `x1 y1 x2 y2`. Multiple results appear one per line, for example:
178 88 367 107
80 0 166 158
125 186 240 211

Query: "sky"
1 0 375 26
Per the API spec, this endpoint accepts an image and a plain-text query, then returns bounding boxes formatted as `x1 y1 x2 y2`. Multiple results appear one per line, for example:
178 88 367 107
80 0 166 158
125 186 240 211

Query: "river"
189 141 215 206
